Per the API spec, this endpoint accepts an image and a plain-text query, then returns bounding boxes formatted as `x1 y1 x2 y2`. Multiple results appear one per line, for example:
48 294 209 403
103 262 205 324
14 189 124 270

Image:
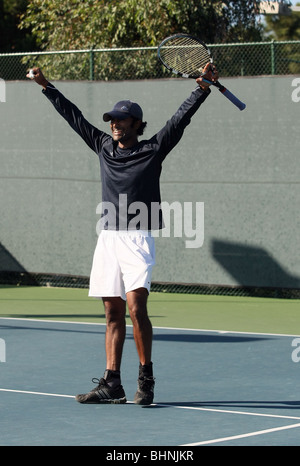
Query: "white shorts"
89 230 155 301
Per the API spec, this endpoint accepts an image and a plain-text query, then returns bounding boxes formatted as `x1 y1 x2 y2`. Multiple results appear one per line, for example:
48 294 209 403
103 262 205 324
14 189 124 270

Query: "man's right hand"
26 67 49 90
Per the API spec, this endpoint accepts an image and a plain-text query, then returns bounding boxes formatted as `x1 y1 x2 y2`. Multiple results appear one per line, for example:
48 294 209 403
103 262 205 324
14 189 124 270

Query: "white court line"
181 422 300 446
0 388 136 403
1 388 300 446
156 402 300 421
1 388 300 422
1 316 299 337
0 388 75 398
1 317 299 445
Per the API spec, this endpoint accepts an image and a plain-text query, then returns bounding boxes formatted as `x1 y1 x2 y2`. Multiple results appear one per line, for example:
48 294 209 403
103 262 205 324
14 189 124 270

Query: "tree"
19 0 262 48
0 0 37 52
264 2 300 40
18 0 263 80
264 3 300 74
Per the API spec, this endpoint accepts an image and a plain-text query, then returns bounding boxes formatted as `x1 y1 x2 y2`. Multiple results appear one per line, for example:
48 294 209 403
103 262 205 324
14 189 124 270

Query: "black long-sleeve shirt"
43 84 210 230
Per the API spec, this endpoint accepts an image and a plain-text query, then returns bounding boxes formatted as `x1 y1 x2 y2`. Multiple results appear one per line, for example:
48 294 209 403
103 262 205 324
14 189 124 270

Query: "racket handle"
220 87 246 111
201 78 246 111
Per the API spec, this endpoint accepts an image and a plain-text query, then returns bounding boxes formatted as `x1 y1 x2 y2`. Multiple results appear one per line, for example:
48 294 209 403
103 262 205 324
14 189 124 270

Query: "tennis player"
28 64 218 405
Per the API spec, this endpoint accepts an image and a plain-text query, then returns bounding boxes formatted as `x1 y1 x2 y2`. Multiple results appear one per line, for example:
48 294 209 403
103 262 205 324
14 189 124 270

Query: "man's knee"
103 297 126 323
127 288 149 324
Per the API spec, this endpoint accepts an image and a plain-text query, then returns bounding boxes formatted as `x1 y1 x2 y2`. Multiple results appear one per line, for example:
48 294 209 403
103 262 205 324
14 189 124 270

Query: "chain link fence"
1 40 300 81
2 271 299 298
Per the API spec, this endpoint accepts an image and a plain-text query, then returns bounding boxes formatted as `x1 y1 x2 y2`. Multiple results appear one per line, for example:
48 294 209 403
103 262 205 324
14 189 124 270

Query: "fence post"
271 40 275 75
89 47 95 81
241 58 245 77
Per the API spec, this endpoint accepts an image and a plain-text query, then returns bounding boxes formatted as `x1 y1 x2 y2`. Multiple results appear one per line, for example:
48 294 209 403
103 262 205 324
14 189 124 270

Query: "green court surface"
1 285 299 335
1 284 300 447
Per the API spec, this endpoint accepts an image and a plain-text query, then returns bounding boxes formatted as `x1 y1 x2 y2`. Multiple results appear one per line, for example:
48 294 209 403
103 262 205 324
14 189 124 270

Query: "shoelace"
91 377 107 387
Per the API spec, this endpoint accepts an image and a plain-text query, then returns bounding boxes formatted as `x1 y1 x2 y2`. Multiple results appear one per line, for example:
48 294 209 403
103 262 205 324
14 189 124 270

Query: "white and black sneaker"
75 376 126 404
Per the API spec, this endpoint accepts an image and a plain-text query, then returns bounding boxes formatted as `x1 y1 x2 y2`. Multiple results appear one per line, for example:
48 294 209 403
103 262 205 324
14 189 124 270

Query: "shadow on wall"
211 239 300 290
0 242 39 286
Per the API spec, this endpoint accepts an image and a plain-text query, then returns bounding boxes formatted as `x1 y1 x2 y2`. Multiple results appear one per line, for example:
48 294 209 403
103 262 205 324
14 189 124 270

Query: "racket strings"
159 37 211 77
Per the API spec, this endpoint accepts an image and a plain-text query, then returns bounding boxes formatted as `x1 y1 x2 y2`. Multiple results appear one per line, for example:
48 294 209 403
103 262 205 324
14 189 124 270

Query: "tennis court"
1 12 299 453
1 285 299 447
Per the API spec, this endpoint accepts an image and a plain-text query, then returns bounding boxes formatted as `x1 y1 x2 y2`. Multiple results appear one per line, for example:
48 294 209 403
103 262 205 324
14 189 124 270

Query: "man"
28 64 217 405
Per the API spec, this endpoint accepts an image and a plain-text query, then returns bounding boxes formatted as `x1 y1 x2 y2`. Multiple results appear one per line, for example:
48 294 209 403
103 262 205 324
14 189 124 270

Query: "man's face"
110 117 140 148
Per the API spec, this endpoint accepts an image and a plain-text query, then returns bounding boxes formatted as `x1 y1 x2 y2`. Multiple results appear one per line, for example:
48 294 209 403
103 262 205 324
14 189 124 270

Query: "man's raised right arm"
27 68 110 154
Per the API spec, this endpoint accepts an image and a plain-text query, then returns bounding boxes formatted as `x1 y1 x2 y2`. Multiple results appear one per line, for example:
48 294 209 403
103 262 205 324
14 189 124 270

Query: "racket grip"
220 88 246 111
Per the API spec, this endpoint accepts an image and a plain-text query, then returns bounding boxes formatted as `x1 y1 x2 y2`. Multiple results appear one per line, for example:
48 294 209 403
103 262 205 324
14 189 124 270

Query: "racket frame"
158 33 213 79
157 33 246 111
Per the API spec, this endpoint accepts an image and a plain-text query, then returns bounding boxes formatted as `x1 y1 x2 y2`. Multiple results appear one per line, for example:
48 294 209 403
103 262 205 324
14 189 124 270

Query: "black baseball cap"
103 100 143 122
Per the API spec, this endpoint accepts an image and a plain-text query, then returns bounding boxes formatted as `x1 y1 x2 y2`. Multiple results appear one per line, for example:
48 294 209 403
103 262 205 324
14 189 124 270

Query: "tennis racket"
158 34 246 111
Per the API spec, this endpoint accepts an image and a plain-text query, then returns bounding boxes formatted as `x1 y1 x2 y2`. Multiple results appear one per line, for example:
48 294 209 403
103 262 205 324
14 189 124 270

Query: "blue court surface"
0 316 299 447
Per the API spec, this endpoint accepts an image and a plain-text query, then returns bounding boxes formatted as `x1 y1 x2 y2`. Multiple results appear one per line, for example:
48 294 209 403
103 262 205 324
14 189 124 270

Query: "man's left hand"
196 63 219 91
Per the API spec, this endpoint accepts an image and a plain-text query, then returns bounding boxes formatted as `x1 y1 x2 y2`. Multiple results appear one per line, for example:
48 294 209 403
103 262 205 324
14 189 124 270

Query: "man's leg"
75 296 127 404
102 296 127 371
127 288 155 405
126 288 152 365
